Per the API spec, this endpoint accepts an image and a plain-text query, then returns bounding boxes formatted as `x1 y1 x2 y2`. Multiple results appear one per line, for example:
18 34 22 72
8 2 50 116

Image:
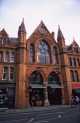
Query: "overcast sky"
0 0 80 45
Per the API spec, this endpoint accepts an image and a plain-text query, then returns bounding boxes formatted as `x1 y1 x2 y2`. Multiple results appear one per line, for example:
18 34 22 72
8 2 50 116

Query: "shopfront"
48 72 62 105
29 71 44 106
0 87 15 108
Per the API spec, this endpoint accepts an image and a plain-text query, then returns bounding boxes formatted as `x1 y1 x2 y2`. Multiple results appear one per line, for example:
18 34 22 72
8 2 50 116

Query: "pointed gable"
35 21 50 34
71 40 79 48
28 20 53 42
67 39 79 52
0 28 8 37
29 21 51 38
28 21 56 45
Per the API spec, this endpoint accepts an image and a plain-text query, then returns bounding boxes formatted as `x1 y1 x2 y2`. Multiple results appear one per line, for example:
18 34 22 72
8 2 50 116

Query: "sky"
0 0 80 45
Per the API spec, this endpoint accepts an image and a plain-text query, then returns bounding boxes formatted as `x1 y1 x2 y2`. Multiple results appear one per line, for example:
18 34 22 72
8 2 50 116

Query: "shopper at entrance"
71 96 75 105
71 95 80 106
75 96 80 105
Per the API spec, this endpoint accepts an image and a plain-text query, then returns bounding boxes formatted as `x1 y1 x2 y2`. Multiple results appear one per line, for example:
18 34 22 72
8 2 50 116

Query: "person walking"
75 96 80 105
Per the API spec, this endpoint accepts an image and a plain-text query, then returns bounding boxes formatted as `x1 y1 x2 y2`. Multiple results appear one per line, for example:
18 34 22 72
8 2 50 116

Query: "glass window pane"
10 52 15 63
0 51 3 62
3 67 8 80
30 71 43 84
38 41 50 64
48 72 60 85
29 44 35 63
4 51 9 62
9 67 14 80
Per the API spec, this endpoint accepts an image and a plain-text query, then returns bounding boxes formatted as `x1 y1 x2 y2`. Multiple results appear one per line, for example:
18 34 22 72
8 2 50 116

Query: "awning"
30 84 63 89
48 84 63 88
72 89 80 94
72 83 80 89
30 84 45 89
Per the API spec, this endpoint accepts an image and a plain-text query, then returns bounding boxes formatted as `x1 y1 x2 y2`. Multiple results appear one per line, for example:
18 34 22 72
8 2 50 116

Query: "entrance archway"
48 72 62 105
29 71 44 106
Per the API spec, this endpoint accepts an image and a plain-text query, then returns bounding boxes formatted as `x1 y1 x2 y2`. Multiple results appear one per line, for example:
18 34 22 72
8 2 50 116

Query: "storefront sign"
72 83 80 89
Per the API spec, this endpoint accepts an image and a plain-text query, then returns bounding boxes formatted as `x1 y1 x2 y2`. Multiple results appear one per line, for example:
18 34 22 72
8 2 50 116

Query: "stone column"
58 73 65 105
44 81 49 106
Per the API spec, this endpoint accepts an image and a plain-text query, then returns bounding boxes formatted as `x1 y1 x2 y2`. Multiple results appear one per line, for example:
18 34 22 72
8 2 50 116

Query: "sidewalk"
0 105 72 114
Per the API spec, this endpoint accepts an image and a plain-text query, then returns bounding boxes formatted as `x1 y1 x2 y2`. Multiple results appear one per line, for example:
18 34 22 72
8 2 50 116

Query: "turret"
57 25 65 48
18 18 26 43
15 19 29 108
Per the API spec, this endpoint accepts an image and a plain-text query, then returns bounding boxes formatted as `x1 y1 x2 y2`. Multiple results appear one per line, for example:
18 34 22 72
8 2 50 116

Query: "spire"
57 25 64 41
18 18 26 33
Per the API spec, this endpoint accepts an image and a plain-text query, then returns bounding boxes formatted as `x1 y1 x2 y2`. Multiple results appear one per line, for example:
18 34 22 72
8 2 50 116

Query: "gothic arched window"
38 40 50 64
29 44 35 63
29 71 43 84
53 47 59 64
48 72 61 85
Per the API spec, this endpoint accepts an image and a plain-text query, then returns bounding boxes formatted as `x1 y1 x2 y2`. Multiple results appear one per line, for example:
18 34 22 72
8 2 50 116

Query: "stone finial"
57 25 64 41
18 18 26 33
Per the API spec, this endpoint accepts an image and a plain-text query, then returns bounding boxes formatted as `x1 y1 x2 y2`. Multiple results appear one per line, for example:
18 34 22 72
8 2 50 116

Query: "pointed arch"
48 72 61 85
29 71 43 85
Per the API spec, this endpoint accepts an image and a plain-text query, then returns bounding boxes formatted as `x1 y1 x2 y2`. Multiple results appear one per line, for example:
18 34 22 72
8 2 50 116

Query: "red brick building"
0 19 80 108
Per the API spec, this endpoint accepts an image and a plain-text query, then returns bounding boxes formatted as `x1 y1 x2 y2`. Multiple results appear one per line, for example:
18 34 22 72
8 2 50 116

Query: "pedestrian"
71 96 75 107
71 96 75 105
75 96 80 105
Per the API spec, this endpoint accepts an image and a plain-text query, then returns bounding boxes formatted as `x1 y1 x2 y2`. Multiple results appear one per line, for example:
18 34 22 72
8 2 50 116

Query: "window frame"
38 40 50 64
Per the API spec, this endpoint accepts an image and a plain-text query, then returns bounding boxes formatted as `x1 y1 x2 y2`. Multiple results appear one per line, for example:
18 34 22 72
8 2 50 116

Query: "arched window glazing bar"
53 47 59 64
38 40 50 64
29 71 43 85
29 44 35 63
48 72 61 85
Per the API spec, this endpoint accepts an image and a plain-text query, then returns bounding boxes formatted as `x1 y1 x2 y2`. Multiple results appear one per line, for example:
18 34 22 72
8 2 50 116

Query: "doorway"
48 87 62 105
29 87 44 106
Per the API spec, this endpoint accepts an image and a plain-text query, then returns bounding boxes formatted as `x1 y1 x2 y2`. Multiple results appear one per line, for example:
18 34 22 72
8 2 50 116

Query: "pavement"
0 105 80 123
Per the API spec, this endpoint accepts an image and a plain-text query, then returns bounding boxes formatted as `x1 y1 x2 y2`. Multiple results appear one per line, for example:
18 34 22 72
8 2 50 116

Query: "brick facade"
0 20 80 108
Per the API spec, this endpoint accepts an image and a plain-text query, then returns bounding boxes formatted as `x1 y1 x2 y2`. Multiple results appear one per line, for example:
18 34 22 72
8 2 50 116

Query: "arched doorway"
29 71 44 106
48 72 62 105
